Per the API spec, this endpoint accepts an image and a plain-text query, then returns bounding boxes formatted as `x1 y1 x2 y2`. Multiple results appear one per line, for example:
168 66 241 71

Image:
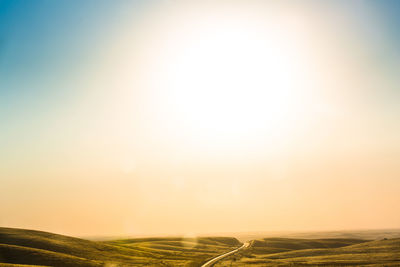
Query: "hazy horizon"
1 0 399 237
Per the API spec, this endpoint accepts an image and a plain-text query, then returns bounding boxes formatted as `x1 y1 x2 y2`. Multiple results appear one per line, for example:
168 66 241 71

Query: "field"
0 227 240 266
1 227 400 266
215 237 400 266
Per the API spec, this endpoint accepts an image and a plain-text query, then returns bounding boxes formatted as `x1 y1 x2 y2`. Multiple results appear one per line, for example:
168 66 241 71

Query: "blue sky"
1 0 399 116
0 0 150 116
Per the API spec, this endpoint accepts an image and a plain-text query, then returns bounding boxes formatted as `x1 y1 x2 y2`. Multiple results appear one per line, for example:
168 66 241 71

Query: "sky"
1 0 399 237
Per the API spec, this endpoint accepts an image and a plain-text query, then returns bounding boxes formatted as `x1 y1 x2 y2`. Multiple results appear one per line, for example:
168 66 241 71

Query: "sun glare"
134 3 319 153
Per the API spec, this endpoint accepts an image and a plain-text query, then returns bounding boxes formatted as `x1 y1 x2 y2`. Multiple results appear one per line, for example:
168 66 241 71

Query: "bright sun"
135 3 317 152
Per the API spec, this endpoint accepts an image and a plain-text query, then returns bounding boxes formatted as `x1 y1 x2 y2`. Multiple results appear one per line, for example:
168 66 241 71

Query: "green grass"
0 227 241 266
215 237 400 266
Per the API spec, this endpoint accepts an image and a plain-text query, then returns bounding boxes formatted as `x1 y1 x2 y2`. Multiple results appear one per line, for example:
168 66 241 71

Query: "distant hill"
0 227 241 266
234 228 400 242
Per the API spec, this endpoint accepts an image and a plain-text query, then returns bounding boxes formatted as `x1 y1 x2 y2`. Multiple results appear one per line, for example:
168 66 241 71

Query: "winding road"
201 242 249 267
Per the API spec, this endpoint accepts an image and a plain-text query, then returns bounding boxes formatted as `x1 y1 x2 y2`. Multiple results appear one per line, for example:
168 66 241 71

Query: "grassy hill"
215 237 400 266
2 227 399 266
0 227 241 266
248 237 367 255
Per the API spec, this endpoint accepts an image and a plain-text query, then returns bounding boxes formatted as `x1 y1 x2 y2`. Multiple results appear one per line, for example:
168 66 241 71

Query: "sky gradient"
1 0 400 237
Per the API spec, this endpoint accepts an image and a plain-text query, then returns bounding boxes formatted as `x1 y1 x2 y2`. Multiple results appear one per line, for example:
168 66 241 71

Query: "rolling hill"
0 227 241 266
2 227 400 266
215 237 400 266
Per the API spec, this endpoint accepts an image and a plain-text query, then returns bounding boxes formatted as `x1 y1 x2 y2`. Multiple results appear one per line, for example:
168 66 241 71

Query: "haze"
1 0 399 237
